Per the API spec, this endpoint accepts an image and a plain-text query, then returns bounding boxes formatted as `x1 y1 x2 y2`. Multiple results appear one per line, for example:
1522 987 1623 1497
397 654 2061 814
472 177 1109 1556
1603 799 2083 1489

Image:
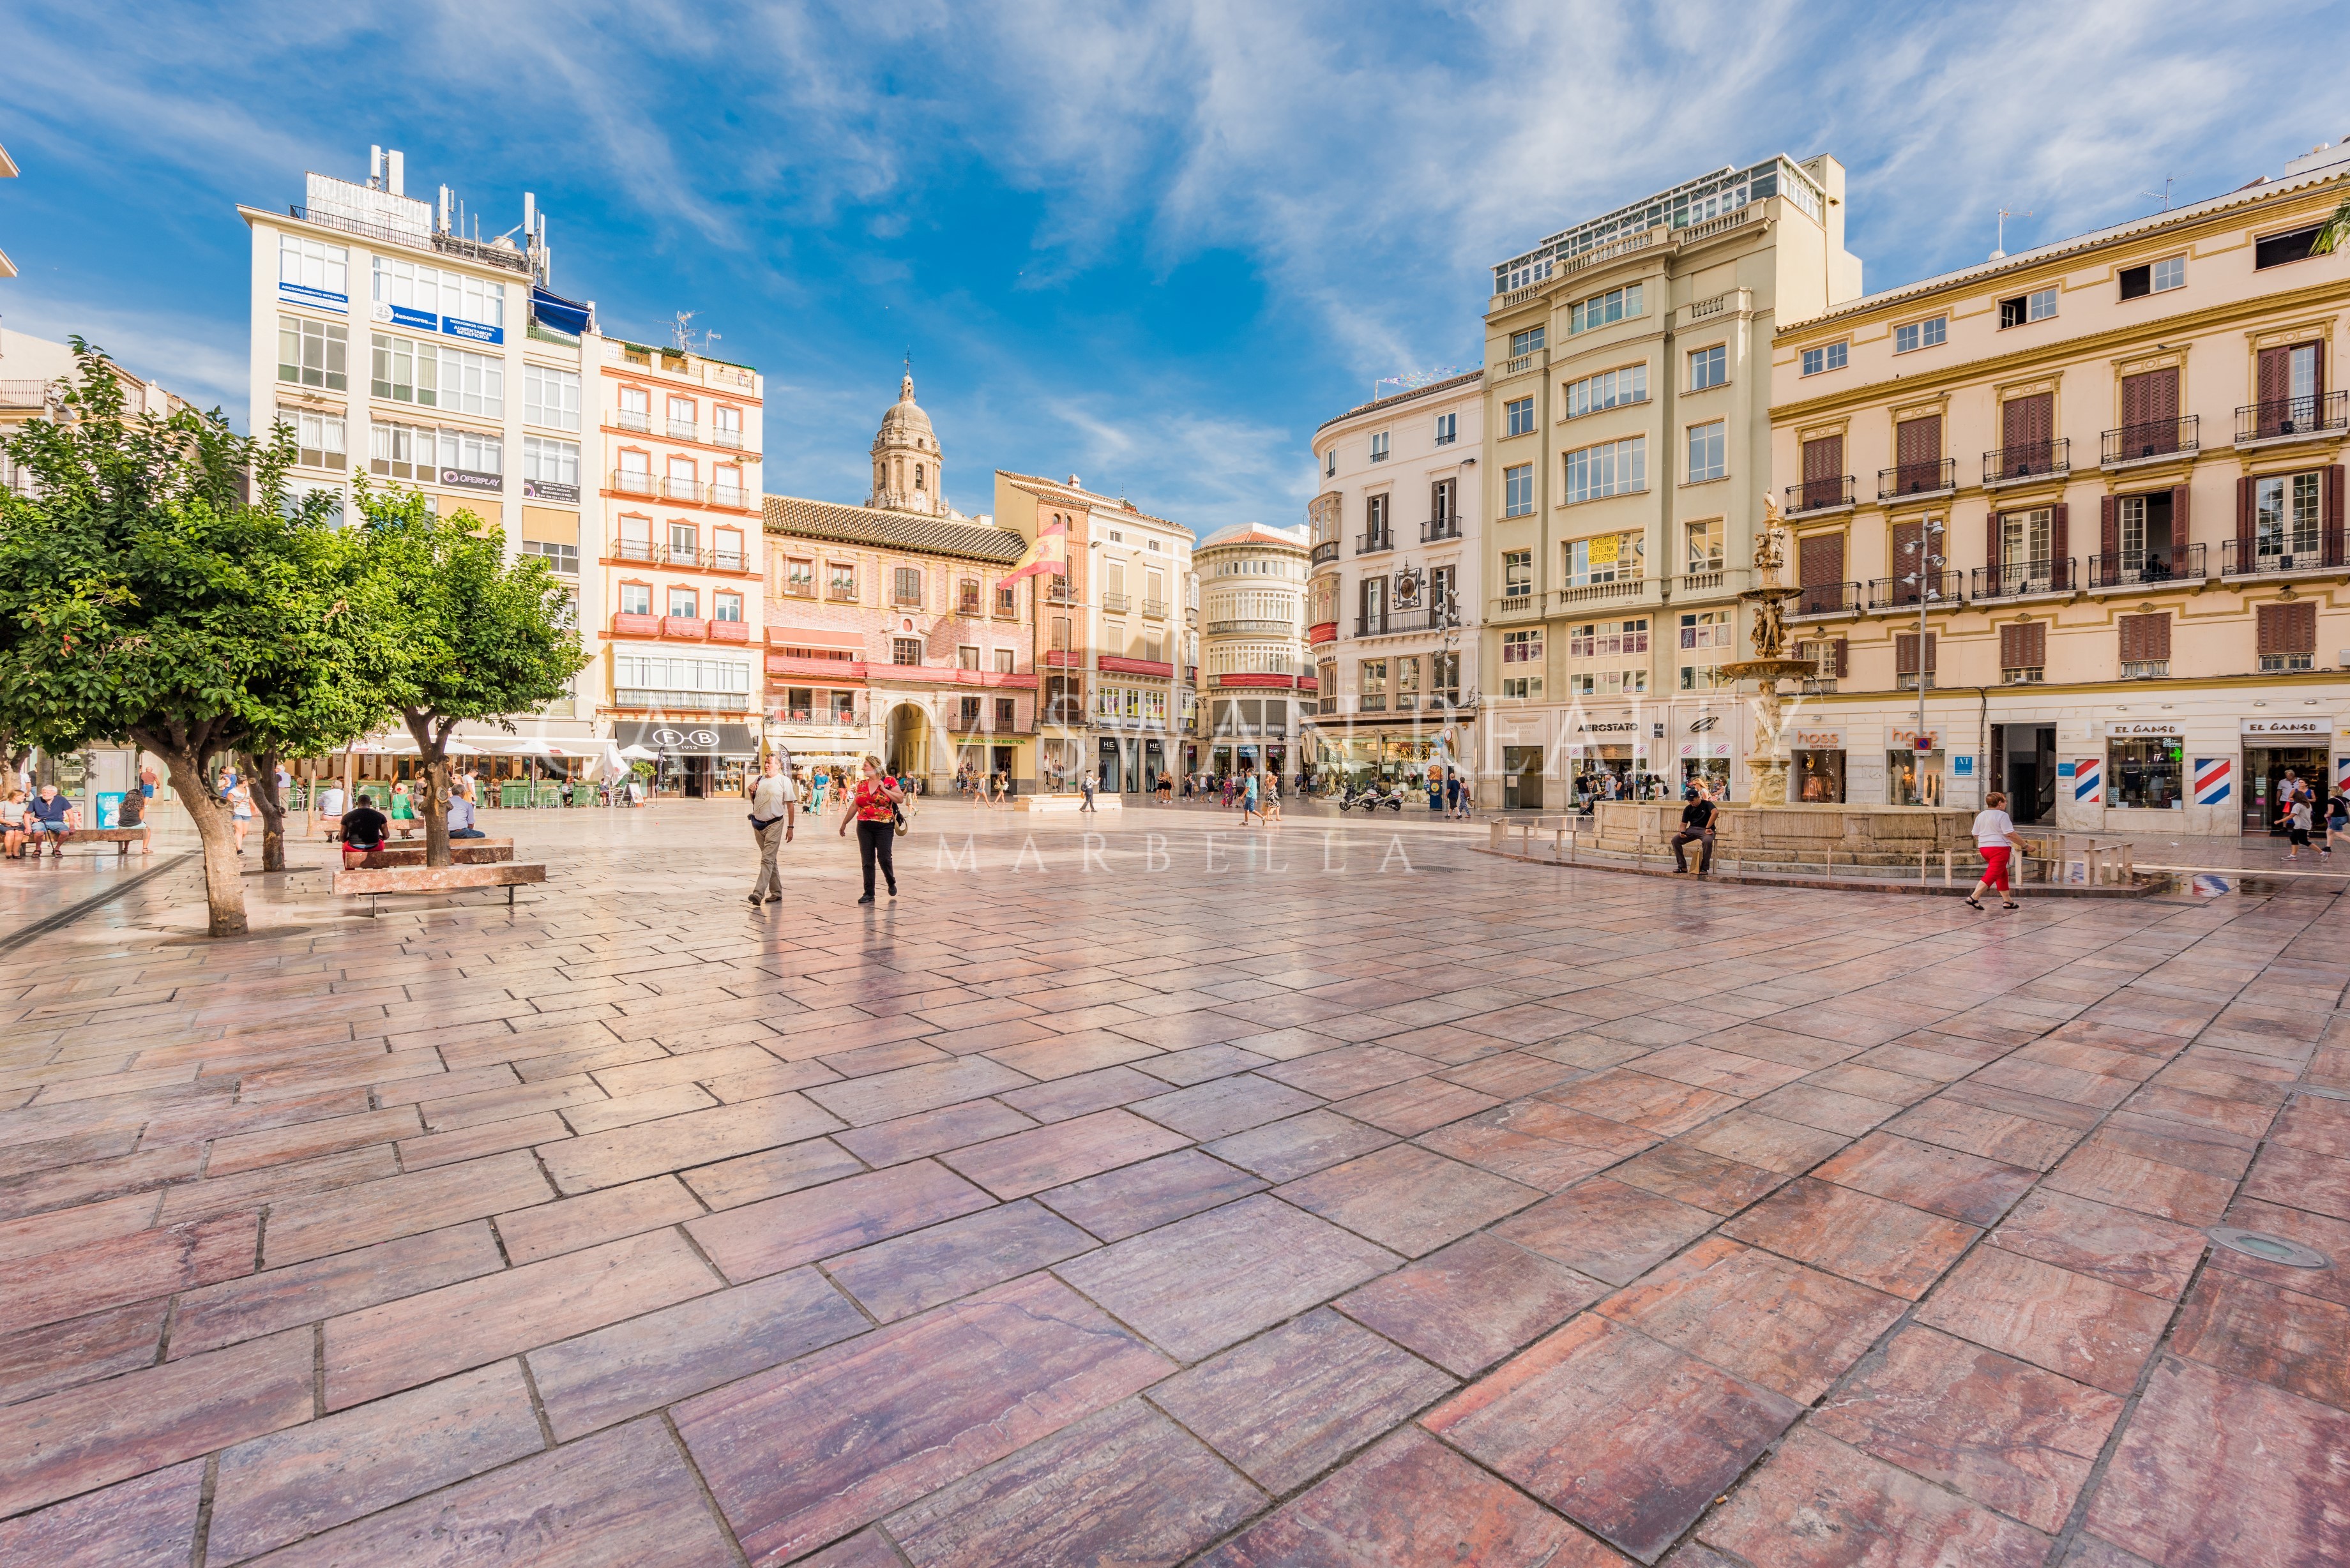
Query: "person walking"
225 773 254 855
1967 789 2023 910
1240 768 1263 827
1671 785 1717 877
2326 783 2348 858
2283 785 2315 861
747 753 798 907
1080 770 1098 813
840 755 904 905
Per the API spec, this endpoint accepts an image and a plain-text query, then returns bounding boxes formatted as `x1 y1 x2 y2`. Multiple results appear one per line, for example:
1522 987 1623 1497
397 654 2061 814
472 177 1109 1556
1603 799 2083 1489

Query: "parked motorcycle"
1337 783 1405 812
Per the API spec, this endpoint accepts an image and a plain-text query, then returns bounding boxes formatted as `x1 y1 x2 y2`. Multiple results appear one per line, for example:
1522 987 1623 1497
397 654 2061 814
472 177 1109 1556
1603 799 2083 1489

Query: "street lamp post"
1900 519 1947 801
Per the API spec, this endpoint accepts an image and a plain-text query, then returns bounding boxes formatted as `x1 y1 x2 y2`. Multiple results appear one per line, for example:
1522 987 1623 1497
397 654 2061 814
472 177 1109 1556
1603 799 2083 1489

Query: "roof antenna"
1988 204 2033 261
669 311 697 351
2141 176 2176 213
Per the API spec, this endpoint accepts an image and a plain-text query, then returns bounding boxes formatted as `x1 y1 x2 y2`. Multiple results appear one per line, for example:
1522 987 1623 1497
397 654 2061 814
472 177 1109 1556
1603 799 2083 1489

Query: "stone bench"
52 827 153 857
330 862 545 915
345 840 513 868
321 817 427 842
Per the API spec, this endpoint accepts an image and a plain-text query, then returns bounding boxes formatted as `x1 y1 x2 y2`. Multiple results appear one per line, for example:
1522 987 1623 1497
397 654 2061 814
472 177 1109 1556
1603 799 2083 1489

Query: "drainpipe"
1977 686 1990 810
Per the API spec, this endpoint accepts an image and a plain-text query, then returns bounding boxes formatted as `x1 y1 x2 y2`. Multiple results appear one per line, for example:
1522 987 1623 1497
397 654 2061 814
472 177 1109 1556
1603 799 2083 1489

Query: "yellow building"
1770 140 2350 837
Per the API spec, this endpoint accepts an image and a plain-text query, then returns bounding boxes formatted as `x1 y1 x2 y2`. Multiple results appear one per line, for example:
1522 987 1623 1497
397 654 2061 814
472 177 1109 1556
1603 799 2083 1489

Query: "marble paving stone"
0 1458 204 1568
833 1099 1037 1167
2085 1356 2350 1567
171 1222 506 1358
937 1106 1192 1198
1491 1177 1719 1286
527 1267 869 1442
2042 1142 2237 1226
1128 1074 1324 1142
2270 1095 2350 1159
261 1150 554 1266
1743 1081 1901 1138
1331 1074 1501 1136
1033 1147 1266 1241
2211 1196 2350 1308
1196 1427 1624 1568
1881 1097 2082 1170
1698 1426 2051 1567
673 1273 1174 1566
0 1300 169 1406
1913 1245 2172 1396
2084 1108 2258 1180
1810 1325 2125 1533
236 1416 735 1568
1800 1062 1940 1107
1132 1042 1277 1085
981 1031 1162 1082
1055 1193 1399 1361
0 1190 158 1265
1722 1177 1980 1300
826 1200 1096 1322
1812 1133 2038 1226
1257 1044 1437 1101
1539 1069 1745 1137
686 1159 996 1281
1335 1232 1606 1376
2241 1142 2350 1223
0 1209 257 1336
1674 1109 1850 1176
884 1398 1263 1567
1988 1189 2210 1301
1437 1050 1587 1099
1631 1044 1811 1099
2170 1269 2350 1412
800 1532 909 1567
1203 1110 1398 1182
1425 1313 1798 1564
537 1092 847 1193
678 1135 865 1210
1596 1235 1907 1404
492 1175 703 1265
1413 1119 1630 1192
206 1361 545 1562
1276 1143 1543 1256
996 1064 1166 1123
1607 1142 1788 1216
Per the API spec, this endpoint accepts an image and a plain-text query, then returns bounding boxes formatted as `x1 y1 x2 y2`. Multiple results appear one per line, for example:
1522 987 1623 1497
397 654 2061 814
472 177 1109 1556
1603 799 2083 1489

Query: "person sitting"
1 790 26 859
339 798 391 868
26 784 75 857
390 781 416 822
116 781 153 854
447 780 488 840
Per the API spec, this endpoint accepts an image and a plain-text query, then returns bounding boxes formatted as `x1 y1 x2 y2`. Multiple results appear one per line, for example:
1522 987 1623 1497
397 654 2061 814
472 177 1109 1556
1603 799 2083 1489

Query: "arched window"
895 458 904 488
915 464 926 490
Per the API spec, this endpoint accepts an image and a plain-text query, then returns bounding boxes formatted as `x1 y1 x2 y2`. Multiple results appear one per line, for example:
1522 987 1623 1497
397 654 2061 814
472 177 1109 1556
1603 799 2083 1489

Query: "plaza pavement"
1 801 2347 1566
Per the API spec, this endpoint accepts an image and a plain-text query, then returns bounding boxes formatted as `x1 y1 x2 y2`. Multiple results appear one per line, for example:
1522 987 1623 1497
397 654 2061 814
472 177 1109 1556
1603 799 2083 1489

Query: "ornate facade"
868 369 950 516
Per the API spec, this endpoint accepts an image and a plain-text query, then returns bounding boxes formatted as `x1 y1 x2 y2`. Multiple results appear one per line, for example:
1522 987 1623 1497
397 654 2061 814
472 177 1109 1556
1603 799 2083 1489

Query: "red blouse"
853 780 898 822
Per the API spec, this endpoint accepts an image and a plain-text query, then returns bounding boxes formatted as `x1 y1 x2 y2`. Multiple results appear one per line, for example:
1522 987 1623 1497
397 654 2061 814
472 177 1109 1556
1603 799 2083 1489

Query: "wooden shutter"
1801 435 1844 509
2259 601 2317 654
1985 509 2002 575
1798 532 1844 614
2172 482 2192 556
2238 474 2258 560
1895 632 1937 675
2257 346 2293 407
2328 465 2346 568
2001 621 2047 670
2120 369 2180 454
1892 520 1923 600
2001 393 2054 468
1833 638 1849 677
2100 495 2119 563
2119 613 2172 662
2051 503 2070 589
1895 416 1943 491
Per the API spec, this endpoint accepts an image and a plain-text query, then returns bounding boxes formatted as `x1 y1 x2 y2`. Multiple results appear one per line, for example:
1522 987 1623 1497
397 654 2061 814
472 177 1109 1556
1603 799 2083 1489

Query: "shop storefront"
610 720 759 799
1678 732 1732 795
2241 714 2330 834
1886 728 1944 806
2103 721 2184 815
1566 718 1660 805
1789 727 1846 804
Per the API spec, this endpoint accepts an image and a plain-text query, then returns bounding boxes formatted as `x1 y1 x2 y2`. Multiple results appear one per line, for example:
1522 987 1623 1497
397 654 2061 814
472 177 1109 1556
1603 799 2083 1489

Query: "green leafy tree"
0 342 378 935
2314 189 2350 256
349 485 586 866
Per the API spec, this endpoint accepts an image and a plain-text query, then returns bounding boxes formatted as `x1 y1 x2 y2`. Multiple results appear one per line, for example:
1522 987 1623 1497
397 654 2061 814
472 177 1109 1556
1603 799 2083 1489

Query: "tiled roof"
997 470 1178 528
762 494 1028 564
1198 522 1308 552
1315 368 1485 435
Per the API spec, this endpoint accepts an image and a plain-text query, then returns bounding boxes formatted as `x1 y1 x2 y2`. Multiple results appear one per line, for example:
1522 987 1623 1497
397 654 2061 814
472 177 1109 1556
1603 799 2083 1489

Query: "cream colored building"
1195 522 1310 781
1306 371 1485 788
1771 139 2350 837
1476 156 1862 808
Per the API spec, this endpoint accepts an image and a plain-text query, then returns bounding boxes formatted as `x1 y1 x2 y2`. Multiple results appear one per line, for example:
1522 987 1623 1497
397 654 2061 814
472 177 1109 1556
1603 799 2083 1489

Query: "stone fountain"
1715 499 1819 806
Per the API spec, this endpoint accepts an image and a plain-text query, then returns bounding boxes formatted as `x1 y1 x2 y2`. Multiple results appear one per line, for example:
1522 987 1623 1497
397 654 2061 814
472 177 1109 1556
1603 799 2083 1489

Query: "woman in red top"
838 754 906 903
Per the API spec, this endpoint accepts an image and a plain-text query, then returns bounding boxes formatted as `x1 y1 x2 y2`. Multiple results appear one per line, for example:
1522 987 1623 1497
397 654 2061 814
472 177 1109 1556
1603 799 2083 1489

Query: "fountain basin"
1593 801 1978 866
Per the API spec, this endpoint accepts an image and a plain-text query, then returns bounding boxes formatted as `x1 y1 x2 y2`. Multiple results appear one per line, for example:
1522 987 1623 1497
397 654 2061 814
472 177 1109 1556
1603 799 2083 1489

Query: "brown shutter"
1892 520 1923 600
2001 393 2053 456
2120 612 2173 662
1798 532 1841 583
2118 616 2143 664
2100 495 2119 561
2238 476 2258 564
2051 503 2070 590
1897 416 1942 464
2172 482 2192 560
1925 631 1937 672
2328 465 2346 568
1833 638 1849 677
2257 346 2292 407
2260 601 2318 654
1801 435 1844 509
2001 621 2047 669
1896 633 1918 675
1985 509 2002 576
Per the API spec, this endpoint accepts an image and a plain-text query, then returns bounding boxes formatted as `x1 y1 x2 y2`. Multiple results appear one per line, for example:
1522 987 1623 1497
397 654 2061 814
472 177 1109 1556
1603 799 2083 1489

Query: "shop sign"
1952 755 1976 777
1890 730 1937 751
441 315 504 345
1678 739 1732 759
2107 720 2181 737
1791 729 1844 750
439 467 503 493
523 479 580 503
376 301 439 333
1586 534 1621 566
2242 716 2329 737
1576 721 1638 733
609 720 760 757
279 281 347 314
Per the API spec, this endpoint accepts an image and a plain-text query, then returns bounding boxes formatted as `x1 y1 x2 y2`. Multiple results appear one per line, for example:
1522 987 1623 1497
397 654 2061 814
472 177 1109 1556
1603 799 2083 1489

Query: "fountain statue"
1717 499 1819 806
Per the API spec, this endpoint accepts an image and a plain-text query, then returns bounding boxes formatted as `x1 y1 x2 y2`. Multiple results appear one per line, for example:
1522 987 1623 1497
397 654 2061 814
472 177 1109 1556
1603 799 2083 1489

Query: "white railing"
1556 578 1645 607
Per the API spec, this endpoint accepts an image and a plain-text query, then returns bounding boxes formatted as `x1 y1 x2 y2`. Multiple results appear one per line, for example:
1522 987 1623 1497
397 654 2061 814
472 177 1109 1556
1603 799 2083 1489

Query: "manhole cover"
2208 1227 2331 1269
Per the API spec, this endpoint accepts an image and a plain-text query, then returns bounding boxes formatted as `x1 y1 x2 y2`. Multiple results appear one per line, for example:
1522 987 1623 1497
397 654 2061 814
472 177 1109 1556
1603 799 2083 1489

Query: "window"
828 562 857 600
1505 463 1535 516
1145 631 1163 663
524 539 578 575
1999 288 2058 328
371 258 503 329
278 408 345 469
831 690 858 722
1434 412 1457 446
1895 631 1937 691
711 528 744 569
667 395 697 434
1564 363 1648 419
1570 283 1642 333
1506 396 1536 437
892 637 922 666
619 582 651 615
1569 668 1648 697
367 420 427 480
2108 738 2183 807
957 644 980 670
1893 317 1947 354
2000 622 2046 683
1564 436 1646 502
1503 550 1533 596
2001 508 2054 585
1678 611 1732 689
783 557 814 597
2256 225 2323 270
713 405 743 446
667 521 698 561
522 435 579 488
617 386 650 429
958 696 982 728
1685 519 1724 573
370 334 503 416
433 425 502 478
279 235 349 298
994 648 1015 674
2256 473 2323 561
1687 420 1725 483
1800 342 1848 377
1566 619 1648 658
1359 660 1387 711
667 587 698 619
1502 629 1542 666
713 591 743 622
1566 531 1643 585
995 697 1016 727
1687 345 1727 391
2118 611 2172 678
1324 448 1337 477
1510 327 1546 356
524 365 580 430
893 566 923 607
996 581 1017 615
612 654 751 707
2259 601 2317 672
277 315 347 389
1369 432 1390 462
959 578 982 615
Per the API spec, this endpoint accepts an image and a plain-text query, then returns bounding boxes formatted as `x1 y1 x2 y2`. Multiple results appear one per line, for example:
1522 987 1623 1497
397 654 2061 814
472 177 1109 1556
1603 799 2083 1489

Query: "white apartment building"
238 146 598 757
1306 370 1486 788
1194 522 1310 780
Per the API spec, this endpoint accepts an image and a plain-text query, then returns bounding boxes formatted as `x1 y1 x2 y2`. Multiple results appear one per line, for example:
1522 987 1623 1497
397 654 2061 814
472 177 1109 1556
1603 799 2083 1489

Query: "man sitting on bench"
26 785 75 858
448 778 487 840
340 797 390 868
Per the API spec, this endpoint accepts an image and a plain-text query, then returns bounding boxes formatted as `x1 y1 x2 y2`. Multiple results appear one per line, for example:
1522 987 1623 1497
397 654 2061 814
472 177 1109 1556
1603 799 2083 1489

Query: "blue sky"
4 1 2346 536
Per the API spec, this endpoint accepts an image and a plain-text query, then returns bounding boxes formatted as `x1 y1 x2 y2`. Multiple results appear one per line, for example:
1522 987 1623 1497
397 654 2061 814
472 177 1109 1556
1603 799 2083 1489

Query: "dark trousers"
856 818 897 897
1672 827 1714 874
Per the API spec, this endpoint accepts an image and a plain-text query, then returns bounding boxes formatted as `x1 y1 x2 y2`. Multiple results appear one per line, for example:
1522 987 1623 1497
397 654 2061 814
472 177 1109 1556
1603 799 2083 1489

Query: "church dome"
876 373 934 444
868 367 946 515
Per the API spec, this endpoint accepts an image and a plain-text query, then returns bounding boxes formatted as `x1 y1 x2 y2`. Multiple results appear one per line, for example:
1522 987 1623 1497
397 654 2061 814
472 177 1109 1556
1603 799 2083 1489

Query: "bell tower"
867 359 944 515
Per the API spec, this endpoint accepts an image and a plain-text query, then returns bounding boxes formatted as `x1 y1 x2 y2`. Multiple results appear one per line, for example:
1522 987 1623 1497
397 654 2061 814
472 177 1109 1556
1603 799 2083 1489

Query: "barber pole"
2072 757 2102 805
2193 757 2233 807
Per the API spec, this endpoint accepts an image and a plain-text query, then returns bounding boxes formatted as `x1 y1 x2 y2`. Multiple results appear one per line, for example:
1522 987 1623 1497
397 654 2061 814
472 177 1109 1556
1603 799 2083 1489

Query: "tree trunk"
138 734 246 937
402 710 453 868
245 750 289 871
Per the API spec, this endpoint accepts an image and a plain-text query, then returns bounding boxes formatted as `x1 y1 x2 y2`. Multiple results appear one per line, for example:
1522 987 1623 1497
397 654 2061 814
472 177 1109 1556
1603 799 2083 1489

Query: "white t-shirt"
1971 808 2015 848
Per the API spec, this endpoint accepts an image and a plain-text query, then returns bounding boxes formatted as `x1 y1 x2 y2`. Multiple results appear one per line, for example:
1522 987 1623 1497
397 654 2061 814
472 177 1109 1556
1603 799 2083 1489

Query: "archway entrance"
884 703 931 780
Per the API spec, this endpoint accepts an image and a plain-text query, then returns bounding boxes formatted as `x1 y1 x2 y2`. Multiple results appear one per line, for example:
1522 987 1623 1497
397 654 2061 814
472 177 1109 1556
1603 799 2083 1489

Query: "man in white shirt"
748 752 798 907
1966 789 2022 911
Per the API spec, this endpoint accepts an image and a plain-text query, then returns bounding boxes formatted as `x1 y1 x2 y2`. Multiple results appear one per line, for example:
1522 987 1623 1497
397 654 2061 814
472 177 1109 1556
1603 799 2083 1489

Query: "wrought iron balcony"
1142 598 1168 618
1877 459 1956 501
1785 476 1855 516
2100 416 2197 467
609 469 656 496
1971 559 2077 600
1101 592 1131 614
1310 541 1339 566
1356 530 1393 554
711 426 744 449
1421 518 1462 543
1791 581 1860 617
2236 390 2349 446
2221 536 2347 577
667 419 699 441
2086 543 2204 588
1982 439 2069 487
608 539 657 564
662 477 703 502
1865 571 1963 610
614 409 650 433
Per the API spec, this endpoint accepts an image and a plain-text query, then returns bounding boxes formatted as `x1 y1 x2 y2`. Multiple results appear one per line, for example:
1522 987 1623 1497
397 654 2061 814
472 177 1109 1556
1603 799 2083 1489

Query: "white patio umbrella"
617 744 659 760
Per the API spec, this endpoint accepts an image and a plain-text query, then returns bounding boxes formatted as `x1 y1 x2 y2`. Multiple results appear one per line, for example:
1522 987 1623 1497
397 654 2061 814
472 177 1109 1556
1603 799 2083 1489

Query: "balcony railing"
1877 459 1957 501
609 539 657 564
660 615 709 640
614 409 650 433
1866 571 1964 610
1142 598 1168 618
2221 535 2347 577
1983 439 2069 487
1785 476 1855 516
1101 592 1131 614
711 426 744 449
1971 559 2077 600
0 379 58 410
609 469 656 495
1046 580 1079 605
667 419 698 441
1307 620 1337 645
1492 592 1538 617
662 477 703 502
286 206 530 274
958 597 984 618
1208 618 1298 637
1554 577 1646 607
1357 530 1393 554
827 585 859 603
609 612 660 638
2237 390 2349 445
2100 416 2198 467
773 707 867 726
1354 613 1388 636
1791 581 1860 617
1679 566 1729 595
1310 541 1340 566
708 485 751 510
709 550 748 573
709 619 750 642
2086 542 2204 588
614 689 752 712
1421 518 1462 543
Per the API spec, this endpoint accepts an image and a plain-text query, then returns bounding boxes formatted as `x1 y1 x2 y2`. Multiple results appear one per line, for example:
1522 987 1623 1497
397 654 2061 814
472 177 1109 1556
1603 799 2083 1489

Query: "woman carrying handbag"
840 754 906 904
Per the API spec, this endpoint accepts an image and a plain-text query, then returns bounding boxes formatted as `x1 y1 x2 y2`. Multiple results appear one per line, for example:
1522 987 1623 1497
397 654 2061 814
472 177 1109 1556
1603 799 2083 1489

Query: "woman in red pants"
1967 789 2022 911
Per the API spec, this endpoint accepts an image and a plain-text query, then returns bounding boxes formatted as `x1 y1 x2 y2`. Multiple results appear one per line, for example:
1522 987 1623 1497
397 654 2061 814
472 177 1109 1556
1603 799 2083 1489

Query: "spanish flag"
1003 515 1068 582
